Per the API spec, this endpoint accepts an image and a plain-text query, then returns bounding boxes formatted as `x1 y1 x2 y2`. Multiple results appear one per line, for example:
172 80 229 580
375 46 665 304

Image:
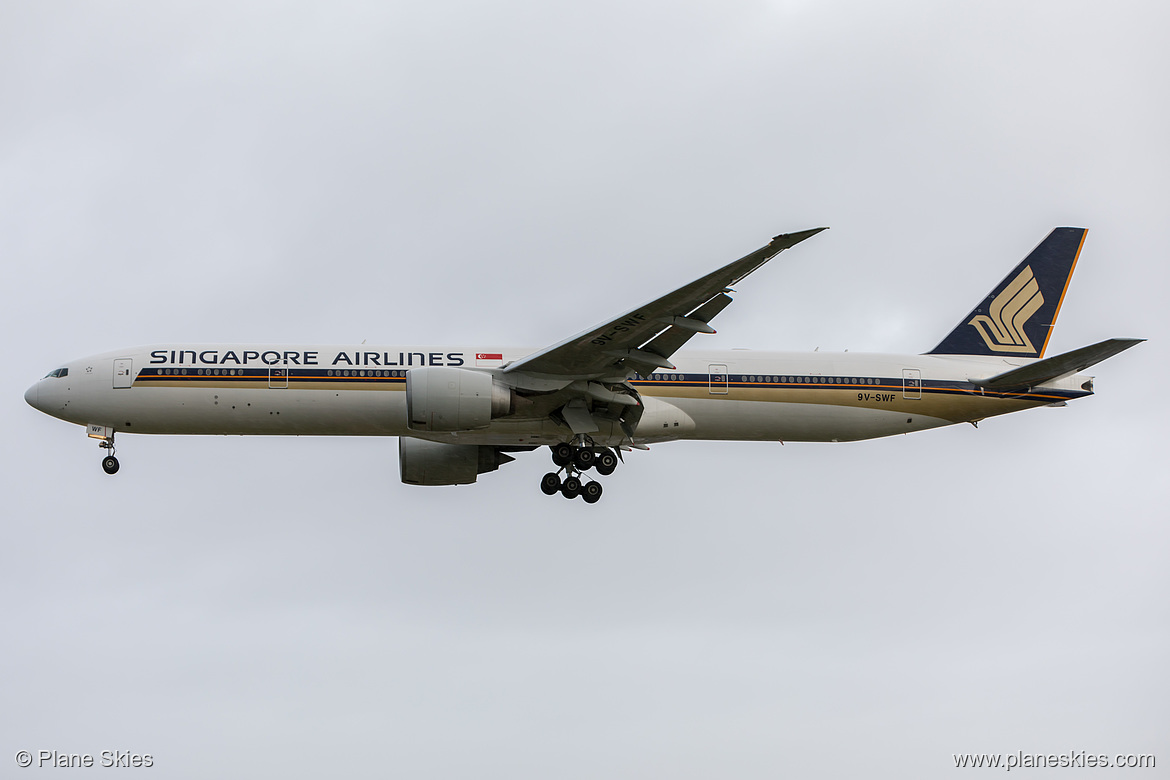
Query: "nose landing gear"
98 434 119 475
539 441 620 503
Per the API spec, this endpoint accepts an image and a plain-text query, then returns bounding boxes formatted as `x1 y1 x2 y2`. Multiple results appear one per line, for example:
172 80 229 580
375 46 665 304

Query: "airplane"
25 227 1141 503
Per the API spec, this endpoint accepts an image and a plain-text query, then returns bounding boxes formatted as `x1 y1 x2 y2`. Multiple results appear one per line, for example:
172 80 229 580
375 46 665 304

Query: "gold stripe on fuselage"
639 382 1062 424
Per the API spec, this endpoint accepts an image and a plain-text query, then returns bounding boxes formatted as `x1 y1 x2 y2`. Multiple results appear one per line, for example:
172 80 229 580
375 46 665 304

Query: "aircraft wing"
504 227 827 379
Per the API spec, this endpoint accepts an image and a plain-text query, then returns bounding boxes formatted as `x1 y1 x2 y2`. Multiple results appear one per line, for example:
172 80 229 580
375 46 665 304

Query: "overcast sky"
3 1 1168 777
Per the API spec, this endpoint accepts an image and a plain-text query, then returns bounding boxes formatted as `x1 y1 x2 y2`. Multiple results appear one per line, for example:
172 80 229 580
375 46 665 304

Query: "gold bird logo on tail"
969 265 1044 354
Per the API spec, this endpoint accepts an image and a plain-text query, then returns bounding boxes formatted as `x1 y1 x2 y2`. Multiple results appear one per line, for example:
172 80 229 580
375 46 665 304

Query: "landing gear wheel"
551 443 574 467
595 449 618 476
540 472 562 496
582 481 603 503
561 476 582 499
573 447 596 470
101 455 120 475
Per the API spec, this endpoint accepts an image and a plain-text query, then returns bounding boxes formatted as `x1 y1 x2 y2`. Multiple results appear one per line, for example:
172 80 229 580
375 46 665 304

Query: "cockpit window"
43 367 68 378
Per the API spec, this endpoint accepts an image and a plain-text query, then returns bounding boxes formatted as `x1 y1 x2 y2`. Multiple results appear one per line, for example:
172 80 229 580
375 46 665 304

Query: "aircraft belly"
640 382 1051 443
670 397 952 442
77 387 411 436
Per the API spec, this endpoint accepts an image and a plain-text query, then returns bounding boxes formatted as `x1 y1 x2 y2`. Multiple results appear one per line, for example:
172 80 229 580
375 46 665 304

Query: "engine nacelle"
399 438 514 486
405 366 515 432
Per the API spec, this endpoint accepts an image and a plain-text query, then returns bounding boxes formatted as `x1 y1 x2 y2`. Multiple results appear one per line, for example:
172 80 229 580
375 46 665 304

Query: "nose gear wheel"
98 435 120 475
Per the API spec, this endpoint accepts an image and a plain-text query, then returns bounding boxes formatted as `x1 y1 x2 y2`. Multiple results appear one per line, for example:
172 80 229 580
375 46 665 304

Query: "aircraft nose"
24 382 40 410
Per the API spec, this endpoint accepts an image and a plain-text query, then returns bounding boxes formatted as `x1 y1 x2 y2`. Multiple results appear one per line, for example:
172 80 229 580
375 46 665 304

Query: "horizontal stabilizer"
972 338 1144 390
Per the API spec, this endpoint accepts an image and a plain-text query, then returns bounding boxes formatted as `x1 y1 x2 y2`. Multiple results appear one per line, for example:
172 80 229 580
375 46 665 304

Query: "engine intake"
406 367 515 432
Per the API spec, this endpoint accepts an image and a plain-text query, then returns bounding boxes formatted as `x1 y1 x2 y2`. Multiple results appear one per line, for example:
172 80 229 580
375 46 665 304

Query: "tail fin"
928 227 1087 358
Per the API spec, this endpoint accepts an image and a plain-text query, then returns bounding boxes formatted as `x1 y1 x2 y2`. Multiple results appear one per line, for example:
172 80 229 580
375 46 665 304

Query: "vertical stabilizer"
928 227 1087 358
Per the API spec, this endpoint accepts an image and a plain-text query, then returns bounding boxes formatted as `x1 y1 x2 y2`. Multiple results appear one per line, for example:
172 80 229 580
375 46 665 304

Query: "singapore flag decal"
476 352 504 367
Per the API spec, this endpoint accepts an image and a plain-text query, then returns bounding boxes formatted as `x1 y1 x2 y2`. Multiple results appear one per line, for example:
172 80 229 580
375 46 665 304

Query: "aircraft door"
708 364 728 394
902 368 922 399
113 358 134 389
269 362 289 389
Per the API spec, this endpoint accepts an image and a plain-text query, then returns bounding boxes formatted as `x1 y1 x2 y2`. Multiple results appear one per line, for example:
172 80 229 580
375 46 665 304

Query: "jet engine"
405 367 516 432
399 438 515 486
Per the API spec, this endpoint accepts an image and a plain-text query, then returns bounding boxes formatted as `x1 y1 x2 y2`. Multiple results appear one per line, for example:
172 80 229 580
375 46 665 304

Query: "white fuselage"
25 343 1093 448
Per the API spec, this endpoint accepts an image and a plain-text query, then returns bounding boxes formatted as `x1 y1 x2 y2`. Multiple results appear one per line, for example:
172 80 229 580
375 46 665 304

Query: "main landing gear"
99 435 119 475
540 441 619 504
